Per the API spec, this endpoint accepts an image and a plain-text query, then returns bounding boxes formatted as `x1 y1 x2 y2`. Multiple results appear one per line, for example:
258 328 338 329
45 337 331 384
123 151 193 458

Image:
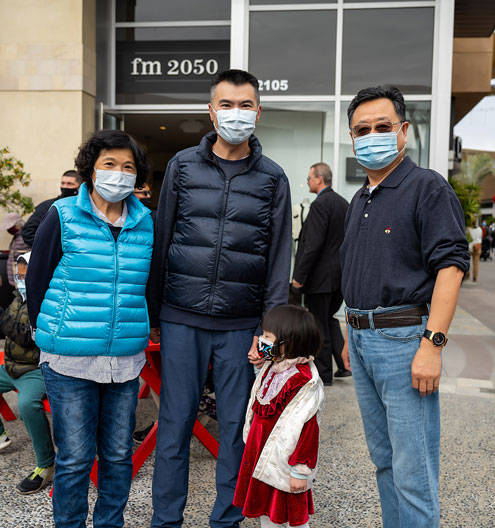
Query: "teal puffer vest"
35 184 153 356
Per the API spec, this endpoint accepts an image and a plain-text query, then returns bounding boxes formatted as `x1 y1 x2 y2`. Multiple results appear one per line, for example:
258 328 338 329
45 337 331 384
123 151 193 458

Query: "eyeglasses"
351 121 403 137
14 273 26 281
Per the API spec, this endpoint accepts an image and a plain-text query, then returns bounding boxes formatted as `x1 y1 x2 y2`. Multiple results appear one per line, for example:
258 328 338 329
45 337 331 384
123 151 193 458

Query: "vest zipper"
205 155 254 314
207 175 230 314
107 228 119 354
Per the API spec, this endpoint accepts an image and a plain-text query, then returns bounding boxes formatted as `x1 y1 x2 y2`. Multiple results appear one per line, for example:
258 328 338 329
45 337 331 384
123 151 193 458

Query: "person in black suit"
292 162 350 385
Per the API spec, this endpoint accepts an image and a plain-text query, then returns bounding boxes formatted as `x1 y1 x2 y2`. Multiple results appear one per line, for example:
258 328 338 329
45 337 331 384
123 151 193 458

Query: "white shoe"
0 431 12 450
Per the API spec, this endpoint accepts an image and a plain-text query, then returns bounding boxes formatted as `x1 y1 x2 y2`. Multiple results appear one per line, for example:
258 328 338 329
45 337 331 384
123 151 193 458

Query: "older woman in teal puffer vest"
26 130 153 528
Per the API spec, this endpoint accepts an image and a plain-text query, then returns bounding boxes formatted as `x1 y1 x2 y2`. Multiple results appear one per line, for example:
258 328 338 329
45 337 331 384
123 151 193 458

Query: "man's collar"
360 156 416 194
199 130 263 169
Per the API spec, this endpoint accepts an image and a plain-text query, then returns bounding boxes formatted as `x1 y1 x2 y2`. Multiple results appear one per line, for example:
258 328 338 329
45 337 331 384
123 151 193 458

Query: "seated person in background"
0 252 55 494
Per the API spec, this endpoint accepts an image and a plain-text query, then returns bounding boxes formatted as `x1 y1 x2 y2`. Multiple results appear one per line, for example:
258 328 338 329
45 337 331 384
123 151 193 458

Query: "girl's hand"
290 476 307 493
150 327 161 344
248 336 265 367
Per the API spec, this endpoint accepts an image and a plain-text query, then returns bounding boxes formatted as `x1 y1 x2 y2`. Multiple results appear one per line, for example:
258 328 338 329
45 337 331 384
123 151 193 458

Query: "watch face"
432 332 446 346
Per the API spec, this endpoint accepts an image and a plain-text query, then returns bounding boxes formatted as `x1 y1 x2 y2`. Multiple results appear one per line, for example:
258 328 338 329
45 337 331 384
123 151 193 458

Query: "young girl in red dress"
233 304 325 528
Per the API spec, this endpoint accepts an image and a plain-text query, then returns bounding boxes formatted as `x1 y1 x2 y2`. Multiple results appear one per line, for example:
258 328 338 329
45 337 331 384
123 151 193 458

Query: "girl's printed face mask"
257 336 284 362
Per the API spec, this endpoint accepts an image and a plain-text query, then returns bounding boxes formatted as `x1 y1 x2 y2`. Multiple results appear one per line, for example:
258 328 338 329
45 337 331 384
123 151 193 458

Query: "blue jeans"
151 322 255 528
346 305 439 528
41 363 139 528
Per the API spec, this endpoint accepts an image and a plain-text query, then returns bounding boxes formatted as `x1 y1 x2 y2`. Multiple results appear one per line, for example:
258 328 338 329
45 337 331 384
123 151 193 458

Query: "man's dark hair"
262 304 322 360
311 162 332 187
62 169 83 185
74 129 149 192
347 86 406 128
210 69 260 105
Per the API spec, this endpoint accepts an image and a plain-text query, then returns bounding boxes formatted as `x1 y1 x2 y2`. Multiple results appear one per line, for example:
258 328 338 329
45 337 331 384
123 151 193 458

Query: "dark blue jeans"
151 322 255 528
41 363 139 528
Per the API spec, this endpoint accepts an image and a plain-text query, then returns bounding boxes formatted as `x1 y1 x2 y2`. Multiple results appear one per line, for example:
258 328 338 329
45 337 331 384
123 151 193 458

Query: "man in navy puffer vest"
148 70 292 528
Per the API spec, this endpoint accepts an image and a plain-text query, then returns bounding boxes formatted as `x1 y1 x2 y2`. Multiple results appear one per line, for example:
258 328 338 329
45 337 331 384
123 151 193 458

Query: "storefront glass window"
116 0 230 22
341 8 434 95
249 11 337 96
255 103 334 206
251 0 334 4
344 0 409 2
115 27 230 105
338 101 431 202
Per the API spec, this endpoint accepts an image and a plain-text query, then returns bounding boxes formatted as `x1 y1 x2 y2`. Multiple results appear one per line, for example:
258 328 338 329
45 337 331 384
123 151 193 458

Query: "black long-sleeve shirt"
340 156 470 310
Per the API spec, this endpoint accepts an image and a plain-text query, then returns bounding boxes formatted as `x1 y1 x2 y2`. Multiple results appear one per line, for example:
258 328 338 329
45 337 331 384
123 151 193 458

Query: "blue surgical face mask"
212 107 257 145
257 336 284 362
353 125 405 170
15 279 26 300
94 169 136 203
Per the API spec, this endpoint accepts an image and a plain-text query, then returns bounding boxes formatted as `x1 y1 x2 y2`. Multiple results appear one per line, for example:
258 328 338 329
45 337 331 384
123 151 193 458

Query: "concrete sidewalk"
441 260 495 397
0 262 494 527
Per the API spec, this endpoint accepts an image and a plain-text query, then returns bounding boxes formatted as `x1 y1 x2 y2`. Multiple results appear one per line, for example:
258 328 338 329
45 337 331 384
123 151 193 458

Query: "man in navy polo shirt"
340 86 469 528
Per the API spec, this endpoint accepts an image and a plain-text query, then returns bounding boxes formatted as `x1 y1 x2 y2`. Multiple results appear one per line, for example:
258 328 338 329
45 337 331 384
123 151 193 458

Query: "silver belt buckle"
347 313 360 329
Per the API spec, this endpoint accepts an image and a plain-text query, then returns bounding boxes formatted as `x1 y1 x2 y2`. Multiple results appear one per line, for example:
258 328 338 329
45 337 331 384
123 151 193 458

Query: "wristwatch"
423 329 448 347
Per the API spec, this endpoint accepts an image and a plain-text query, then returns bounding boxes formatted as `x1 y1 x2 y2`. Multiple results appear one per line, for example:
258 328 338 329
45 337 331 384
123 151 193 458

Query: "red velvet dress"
233 363 319 526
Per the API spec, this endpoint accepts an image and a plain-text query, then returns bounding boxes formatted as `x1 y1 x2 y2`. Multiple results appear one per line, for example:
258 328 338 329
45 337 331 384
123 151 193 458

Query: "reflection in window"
116 0 230 22
255 105 334 206
342 8 434 95
249 11 337 96
338 101 431 202
251 0 333 3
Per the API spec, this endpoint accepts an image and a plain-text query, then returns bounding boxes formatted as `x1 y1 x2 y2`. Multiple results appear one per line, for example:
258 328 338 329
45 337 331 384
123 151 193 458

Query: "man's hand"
290 476 308 493
292 279 303 289
341 338 351 372
150 327 161 344
411 339 442 397
248 335 264 367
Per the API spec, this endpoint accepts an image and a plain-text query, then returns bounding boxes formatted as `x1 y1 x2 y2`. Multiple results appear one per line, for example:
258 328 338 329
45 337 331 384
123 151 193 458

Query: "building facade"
2 0 493 249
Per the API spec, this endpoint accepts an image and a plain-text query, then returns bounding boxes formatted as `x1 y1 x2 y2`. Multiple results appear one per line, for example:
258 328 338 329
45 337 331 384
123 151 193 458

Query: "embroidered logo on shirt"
385 227 391 234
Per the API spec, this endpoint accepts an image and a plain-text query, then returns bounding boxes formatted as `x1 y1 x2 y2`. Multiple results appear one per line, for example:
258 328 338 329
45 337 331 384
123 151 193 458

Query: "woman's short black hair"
347 86 406 128
74 129 149 191
262 304 322 360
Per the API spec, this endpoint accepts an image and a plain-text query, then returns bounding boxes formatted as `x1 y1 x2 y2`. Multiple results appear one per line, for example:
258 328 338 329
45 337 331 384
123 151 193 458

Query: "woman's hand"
150 327 160 344
248 336 264 367
290 476 307 493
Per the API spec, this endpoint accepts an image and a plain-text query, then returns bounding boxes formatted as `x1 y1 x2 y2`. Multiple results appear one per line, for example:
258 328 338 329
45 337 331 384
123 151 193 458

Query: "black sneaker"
16 465 54 495
334 369 352 378
133 422 155 444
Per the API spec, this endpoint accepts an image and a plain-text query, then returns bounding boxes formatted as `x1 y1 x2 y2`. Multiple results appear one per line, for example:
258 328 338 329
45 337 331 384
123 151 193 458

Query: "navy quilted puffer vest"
165 132 285 317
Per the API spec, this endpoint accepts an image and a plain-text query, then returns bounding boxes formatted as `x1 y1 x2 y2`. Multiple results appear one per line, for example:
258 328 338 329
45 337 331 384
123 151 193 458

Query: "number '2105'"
258 79 288 91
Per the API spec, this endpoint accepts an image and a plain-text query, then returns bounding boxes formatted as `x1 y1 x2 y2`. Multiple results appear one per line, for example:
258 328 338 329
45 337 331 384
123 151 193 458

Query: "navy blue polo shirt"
340 156 470 310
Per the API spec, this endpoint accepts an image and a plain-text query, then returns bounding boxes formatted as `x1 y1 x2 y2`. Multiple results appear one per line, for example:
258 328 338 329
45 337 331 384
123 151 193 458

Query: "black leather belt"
346 305 429 330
